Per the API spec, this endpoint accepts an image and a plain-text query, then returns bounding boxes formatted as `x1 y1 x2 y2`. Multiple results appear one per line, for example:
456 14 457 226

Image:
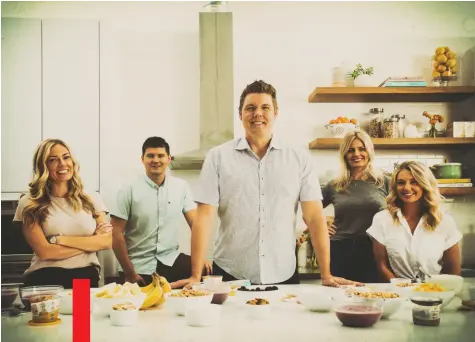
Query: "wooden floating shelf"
309 138 475 150
308 86 475 103
439 187 475 196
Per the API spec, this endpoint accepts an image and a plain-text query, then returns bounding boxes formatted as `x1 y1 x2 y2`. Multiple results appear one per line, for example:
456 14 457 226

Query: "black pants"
23 266 100 289
330 236 380 283
119 253 193 286
212 262 300 285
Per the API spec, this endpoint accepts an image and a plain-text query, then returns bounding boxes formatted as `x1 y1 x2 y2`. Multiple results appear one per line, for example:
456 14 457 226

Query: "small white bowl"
299 292 334 312
110 308 139 327
93 293 146 316
185 303 222 327
165 292 214 316
247 303 271 320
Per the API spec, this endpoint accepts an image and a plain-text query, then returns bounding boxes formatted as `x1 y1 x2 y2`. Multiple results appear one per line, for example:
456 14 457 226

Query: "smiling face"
46 144 74 184
396 169 424 204
142 147 171 178
345 138 369 170
239 93 278 139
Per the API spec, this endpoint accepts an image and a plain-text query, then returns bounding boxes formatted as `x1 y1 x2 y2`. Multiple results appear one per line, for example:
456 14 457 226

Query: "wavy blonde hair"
387 161 442 231
22 139 96 227
331 130 386 192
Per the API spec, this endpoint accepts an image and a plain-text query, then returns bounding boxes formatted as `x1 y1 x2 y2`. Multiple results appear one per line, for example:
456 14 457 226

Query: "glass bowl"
19 285 64 311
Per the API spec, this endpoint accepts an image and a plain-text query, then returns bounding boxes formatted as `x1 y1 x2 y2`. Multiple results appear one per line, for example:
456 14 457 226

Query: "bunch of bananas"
140 272 172 309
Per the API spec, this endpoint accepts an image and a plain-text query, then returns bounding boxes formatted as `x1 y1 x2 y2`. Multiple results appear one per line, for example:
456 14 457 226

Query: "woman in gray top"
322 131 390 283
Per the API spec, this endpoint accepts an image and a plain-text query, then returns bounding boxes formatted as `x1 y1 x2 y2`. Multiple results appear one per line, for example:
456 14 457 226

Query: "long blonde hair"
387 161 442 231
22 139 96 227
331 130 385 192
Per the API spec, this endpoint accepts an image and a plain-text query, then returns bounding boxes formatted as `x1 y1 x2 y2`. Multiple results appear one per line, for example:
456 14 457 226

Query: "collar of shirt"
395 209 426 236
142 172 168 190
234 135 283 152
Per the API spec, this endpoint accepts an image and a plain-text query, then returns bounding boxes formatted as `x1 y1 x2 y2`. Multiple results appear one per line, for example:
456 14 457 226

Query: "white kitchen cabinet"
1 18 42 193
42 19 100 192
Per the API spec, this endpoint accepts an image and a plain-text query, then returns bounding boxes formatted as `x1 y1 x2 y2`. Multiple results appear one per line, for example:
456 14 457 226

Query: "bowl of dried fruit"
165 289 213 316
246 298 271 320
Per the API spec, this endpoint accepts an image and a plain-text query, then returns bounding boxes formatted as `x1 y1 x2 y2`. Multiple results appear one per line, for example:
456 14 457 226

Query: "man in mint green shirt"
111 137 211 286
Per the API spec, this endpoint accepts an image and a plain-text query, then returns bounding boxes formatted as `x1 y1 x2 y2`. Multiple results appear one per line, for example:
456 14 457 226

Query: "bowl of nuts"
348 290 404 318
246 298 271 320
165 289 213 316
236 285 280 303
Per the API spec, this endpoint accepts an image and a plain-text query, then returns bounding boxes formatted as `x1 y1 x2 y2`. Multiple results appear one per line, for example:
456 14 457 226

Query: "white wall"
3 1 475 272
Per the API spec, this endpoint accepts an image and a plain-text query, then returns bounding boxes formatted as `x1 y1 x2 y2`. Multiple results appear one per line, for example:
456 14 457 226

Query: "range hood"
170 7 234 170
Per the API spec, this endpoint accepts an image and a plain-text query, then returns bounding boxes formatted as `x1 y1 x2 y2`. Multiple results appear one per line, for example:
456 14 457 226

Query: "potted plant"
351 64 375 87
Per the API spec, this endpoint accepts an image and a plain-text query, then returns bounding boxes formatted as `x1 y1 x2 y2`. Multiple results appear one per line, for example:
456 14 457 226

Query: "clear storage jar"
383 118 399 138
369 108 384 138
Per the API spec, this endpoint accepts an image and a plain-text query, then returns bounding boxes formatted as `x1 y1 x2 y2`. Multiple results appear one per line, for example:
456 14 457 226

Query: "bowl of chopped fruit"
165 289 214 316
110 302 139 326
410 283 455 309
246 298 271 319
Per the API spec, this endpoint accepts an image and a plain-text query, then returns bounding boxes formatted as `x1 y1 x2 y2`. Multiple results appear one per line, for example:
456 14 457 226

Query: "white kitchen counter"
2 280 475 342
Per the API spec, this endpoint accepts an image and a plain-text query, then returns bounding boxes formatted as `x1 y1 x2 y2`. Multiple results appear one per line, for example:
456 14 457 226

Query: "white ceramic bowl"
185 303 222 327
429 275 464 295
165 292 214 316
299 292 334 312
380 297 404 318
325 123 359 138
93 293 146 315
409 290 455 309
246 303 271 320
59 289 99 315
110 308 139 327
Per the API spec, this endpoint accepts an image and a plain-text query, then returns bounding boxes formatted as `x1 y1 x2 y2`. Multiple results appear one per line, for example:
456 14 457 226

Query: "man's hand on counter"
322 275 364 287
171 276 201 290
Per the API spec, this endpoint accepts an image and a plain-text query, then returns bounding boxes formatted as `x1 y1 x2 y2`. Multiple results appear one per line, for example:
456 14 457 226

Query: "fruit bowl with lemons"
432 46 457 84
325 117 359 138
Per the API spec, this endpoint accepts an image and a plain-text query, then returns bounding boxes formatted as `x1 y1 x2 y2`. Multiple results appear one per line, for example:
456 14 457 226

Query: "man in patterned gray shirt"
173 80 361 288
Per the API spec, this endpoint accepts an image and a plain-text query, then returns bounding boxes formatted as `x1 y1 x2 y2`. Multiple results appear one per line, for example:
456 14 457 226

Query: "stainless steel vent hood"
170 5 234 170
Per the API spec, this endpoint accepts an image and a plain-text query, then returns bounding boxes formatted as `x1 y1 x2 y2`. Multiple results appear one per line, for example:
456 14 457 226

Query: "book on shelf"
437 178 471 184
378 77 426 87
438 183 473 188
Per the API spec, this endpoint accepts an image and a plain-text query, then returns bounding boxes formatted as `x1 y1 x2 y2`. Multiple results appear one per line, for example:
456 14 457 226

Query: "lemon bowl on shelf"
325 123 359 138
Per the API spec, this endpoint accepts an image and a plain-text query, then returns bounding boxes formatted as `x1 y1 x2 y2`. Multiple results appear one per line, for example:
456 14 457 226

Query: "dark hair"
238 80 278 113
142 137 170 156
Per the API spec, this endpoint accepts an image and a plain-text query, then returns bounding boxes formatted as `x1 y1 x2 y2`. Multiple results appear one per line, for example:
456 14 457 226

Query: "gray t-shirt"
322 177 390 240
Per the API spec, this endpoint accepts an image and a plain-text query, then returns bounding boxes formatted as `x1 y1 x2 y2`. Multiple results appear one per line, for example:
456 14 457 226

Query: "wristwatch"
47 235 59 244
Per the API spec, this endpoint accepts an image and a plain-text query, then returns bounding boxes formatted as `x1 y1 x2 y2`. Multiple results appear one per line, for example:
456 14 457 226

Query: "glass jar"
383 117 399 138
391 114 406 137
368 108 384 138
410 297 442 327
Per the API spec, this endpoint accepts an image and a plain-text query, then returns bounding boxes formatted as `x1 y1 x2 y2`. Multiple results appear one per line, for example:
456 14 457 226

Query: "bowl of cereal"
165 289 213 316
110 302 139 327
350 290 404 318
246 298 271 320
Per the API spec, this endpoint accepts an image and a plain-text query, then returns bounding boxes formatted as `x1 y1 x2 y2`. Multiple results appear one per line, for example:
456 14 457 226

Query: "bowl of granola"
110 302 138 326
165 289 213 316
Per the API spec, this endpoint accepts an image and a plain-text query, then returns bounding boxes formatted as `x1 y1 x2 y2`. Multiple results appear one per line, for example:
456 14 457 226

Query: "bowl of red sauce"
334 298 383 327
